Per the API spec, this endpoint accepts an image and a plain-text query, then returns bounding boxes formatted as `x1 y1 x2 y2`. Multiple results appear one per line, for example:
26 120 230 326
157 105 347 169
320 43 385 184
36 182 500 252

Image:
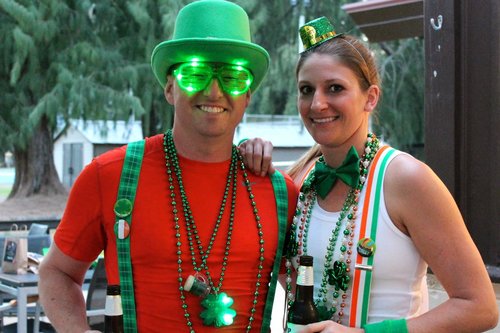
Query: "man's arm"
38 243 97 333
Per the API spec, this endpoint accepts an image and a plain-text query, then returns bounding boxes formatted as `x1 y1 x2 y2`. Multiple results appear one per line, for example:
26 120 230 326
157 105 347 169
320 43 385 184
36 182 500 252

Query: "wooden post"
425 0 500 281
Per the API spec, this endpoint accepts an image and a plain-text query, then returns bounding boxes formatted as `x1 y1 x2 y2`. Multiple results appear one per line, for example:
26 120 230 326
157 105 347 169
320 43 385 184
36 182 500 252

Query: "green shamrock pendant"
326 260 350 291
200 292 237 327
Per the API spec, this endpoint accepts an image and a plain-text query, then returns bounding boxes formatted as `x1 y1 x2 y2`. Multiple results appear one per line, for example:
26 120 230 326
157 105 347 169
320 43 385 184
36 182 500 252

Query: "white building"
234 114 315 168
53 119 143 189
53 115 312 188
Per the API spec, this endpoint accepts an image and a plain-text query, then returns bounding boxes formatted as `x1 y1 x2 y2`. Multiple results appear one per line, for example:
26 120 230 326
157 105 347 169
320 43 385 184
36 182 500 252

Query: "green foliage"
373 38 425 158
0 0 424 162
0 0 148 153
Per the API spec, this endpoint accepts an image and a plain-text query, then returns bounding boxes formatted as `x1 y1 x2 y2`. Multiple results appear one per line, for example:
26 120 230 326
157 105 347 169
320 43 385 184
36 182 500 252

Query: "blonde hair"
287 144 321 180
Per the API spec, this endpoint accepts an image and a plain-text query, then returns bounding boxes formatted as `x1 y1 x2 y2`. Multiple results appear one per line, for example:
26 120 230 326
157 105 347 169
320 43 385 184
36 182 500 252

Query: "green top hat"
151 0 270 93
299 16 343 52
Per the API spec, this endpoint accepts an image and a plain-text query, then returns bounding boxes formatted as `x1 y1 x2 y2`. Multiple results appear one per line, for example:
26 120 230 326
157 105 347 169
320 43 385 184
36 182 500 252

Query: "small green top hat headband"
151 0 270 93
299 16 343 52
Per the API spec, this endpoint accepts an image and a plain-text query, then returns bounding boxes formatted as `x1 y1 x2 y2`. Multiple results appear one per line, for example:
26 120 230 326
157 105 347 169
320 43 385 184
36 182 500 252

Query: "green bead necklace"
285 133 380 324
163 130 265 332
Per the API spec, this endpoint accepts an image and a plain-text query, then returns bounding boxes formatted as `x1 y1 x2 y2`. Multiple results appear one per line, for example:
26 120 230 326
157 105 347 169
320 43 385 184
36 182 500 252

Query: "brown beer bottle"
287 255 320 332
104 285 124 333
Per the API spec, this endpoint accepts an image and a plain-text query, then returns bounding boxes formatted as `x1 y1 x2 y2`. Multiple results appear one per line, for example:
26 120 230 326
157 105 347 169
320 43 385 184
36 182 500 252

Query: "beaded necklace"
163 130 265 332
285 133 380 324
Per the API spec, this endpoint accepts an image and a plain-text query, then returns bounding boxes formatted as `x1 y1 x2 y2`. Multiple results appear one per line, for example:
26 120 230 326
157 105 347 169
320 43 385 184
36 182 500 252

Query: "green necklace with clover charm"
285 133 380 324
163 130 265 332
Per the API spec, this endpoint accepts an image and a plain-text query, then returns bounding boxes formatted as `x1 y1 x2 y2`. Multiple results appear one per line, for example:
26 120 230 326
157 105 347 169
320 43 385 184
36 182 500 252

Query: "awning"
342 0 423 42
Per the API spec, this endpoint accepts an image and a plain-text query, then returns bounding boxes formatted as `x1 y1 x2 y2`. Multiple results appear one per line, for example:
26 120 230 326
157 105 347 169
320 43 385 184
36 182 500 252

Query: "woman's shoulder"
382 149 452 235
385 151 435 186
384 149 450 212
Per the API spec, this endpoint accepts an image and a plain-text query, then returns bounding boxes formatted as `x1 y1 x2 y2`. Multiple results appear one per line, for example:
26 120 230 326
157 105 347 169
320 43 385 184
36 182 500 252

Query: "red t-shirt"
55 134 298 332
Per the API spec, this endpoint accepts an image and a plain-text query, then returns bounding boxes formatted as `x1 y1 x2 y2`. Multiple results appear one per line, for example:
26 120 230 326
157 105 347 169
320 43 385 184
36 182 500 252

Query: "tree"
374 38 425 159
0 0 166 199
107 0 187 136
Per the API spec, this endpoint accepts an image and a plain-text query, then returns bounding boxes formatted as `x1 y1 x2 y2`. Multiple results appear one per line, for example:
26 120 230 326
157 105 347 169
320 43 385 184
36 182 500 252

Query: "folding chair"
85 257 108 331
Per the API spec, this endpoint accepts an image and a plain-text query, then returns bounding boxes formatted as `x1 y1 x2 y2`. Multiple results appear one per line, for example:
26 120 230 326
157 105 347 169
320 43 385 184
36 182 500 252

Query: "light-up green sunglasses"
173 62 253 96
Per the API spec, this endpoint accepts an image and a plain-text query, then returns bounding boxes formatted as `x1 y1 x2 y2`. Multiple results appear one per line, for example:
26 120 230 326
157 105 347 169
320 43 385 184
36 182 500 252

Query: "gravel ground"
0 168 67 221
0 193 67 221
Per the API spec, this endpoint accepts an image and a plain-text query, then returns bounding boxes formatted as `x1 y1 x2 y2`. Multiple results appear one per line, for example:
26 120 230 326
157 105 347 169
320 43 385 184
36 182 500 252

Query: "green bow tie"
313 146 360 199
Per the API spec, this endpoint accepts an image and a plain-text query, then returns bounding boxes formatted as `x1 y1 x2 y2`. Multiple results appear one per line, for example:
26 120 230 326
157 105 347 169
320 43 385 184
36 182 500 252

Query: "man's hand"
238 138 275 177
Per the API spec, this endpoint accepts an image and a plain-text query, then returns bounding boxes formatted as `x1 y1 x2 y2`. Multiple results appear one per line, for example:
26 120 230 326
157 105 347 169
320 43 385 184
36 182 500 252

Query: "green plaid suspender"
113 140 145 332
261 170 288 333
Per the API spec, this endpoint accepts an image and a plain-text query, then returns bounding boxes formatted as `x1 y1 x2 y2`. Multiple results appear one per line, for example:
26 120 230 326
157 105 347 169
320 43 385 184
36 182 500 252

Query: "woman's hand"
238 138 275 177
298 321 364 333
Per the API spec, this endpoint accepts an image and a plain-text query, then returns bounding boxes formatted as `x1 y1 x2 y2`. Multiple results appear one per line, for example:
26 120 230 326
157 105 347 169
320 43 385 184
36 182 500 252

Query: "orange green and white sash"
298 146 397 327
349 145 396 327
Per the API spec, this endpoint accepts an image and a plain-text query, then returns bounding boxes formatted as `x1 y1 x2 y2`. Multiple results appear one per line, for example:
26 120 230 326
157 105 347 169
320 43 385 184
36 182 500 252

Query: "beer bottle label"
104 295 123 316
296 266 314 286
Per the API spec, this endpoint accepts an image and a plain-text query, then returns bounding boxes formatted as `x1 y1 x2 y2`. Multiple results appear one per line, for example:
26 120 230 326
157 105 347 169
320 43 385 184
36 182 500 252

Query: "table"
0 269 93 333
0 269 41 333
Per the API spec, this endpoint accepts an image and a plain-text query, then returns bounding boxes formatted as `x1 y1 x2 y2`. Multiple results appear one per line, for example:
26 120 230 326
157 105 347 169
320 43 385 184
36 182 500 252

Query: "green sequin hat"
299 16 343 53
151 0 270 93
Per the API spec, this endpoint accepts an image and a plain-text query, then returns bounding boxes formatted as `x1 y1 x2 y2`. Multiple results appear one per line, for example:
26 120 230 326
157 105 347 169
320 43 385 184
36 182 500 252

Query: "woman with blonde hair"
241 16 498 333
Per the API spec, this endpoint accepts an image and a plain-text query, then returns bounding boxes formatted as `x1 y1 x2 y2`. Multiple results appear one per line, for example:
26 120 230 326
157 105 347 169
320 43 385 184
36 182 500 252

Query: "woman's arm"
385 154 498 333
296 154 498 333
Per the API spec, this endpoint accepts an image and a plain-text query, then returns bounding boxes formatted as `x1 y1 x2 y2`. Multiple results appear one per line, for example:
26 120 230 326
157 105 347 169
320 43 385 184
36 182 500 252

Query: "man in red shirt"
39 1 298 332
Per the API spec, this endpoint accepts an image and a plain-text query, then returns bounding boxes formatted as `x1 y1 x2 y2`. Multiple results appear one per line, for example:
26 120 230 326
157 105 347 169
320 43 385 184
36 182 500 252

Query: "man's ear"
244 90 251 107
364 84 380 113
164 76 175 105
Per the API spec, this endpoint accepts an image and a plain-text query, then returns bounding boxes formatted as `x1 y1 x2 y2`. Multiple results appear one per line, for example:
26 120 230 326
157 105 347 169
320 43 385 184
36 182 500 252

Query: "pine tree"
0 0 147 198
374 38 425 159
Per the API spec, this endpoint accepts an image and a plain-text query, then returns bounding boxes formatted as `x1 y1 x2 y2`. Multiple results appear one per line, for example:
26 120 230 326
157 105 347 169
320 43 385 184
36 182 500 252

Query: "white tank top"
299 150 429 325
